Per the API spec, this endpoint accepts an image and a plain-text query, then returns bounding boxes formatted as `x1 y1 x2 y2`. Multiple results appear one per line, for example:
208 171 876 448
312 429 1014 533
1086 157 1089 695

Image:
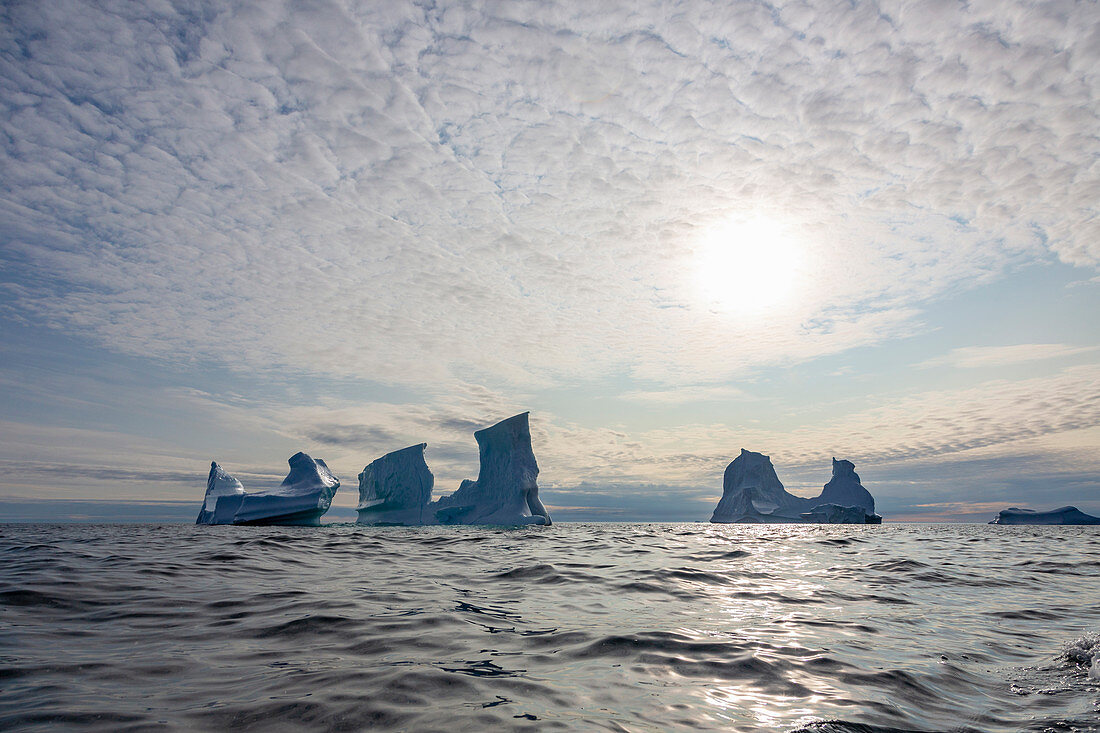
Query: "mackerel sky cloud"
1 0 1097 521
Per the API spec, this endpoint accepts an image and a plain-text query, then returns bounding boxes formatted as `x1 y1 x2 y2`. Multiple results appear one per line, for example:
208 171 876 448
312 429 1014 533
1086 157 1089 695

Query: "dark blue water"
2 523 1098 731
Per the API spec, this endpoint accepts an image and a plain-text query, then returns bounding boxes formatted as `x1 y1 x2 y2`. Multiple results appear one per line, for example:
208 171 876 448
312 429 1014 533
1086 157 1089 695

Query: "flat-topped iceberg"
990 506 1100 525
357 412 551 526
710 450 881 524
197 452 340 526
800 503 875 524
357 443 434 525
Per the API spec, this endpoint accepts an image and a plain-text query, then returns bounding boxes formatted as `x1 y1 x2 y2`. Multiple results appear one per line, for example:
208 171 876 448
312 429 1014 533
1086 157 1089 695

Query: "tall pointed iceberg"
431 412 551 526
196 462 246 524
197 452 340 526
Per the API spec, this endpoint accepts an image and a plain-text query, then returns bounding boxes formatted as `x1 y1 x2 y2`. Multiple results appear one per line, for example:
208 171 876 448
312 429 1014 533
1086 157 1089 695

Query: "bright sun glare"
695 215 804 314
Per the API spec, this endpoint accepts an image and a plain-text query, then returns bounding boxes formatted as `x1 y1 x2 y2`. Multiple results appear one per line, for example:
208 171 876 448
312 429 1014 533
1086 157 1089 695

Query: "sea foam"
1062 633 1100 680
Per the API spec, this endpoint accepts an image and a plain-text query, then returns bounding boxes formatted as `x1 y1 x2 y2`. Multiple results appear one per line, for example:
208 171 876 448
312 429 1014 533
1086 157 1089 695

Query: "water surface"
2 523 1098 731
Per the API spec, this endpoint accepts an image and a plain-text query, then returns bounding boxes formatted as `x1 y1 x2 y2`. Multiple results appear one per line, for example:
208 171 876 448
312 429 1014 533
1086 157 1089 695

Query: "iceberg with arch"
710 450 881 524
197 452 340 526
989 506 1100 525
357 412 551 526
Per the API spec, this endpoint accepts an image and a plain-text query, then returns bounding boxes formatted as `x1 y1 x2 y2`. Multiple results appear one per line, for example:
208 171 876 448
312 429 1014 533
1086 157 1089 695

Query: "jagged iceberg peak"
281 452 339 495
817 458 876 515
990 506 1100 525
711 449 804 522
196 461 246 524
710 451 880 524
432 412 551 526
357 443 434 526
196 452 340 526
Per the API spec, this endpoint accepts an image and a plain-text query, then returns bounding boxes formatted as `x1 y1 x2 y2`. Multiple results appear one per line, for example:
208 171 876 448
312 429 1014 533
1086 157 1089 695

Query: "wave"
1 522 1098 732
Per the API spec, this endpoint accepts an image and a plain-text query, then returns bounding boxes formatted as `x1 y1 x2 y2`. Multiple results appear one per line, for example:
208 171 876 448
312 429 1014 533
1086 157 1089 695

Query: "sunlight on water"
1 522 1098 732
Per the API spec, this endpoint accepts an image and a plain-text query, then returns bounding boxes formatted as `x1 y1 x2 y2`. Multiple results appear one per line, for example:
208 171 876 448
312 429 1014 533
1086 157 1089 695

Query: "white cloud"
918 343 1098 369
1 0 1097 394
232 363 1100 501
2 358 1096 517
619 385 748 405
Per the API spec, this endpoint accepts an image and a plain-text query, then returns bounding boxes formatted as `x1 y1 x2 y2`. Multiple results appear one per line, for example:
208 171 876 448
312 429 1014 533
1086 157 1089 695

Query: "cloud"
619 385 748 405
305 424 401 448
1 0 1097 394
2 361 1096 518
3 1 1099 521
917 344 1098 369
240 363 1100 502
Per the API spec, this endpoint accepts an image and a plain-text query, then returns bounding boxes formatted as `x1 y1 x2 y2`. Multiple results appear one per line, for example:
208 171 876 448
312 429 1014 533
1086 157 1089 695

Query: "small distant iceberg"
197 453 340 526
710 450 881 524
357 412 551 527
989 506 1100 525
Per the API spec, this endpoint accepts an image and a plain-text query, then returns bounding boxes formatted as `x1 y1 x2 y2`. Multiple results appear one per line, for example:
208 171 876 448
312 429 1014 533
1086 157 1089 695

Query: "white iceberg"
989 506 1100 525
710 450 881 524
197 452 340 526
195 461 246 524
431 412 551 526
356 443 434 526
356 412 551 527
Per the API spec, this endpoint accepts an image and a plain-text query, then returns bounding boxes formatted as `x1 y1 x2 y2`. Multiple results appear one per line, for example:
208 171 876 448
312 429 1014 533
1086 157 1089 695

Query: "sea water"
1 523 1098 732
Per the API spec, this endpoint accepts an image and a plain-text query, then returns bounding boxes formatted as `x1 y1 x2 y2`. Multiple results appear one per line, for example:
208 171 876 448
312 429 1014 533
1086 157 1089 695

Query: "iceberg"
710 450 881 524
431 412 551 526
817 458 876 515
356 412 552 526
710 449 803 523
800 503 878 524
989 506 1100 525
197 452 340 526
357 443 434 526
195 461 246 524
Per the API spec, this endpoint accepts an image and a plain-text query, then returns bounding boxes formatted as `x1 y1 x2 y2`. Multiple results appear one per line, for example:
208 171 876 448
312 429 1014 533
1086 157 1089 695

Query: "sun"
695 215 804 314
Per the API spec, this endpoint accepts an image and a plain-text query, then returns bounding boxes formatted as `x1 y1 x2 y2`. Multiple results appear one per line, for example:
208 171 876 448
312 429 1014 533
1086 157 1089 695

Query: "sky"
1 0 1098 523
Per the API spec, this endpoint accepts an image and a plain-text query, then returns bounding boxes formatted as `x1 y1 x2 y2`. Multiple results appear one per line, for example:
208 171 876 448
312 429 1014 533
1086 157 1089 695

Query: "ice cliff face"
197 452 340 526
710 450 880 524
357 444 434 526
990 506 1100 525
431 412 551 526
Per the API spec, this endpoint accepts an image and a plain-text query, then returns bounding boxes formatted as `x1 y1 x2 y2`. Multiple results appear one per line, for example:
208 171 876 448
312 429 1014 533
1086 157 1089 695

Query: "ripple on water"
0 523 1097 732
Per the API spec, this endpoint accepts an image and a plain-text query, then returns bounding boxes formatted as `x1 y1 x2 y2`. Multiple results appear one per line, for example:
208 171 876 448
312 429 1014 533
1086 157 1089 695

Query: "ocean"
1 522 1098 732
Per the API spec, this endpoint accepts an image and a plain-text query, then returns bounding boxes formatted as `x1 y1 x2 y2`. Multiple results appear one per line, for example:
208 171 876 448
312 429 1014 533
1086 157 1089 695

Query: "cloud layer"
2 1 1098 520
3 0 1098 392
